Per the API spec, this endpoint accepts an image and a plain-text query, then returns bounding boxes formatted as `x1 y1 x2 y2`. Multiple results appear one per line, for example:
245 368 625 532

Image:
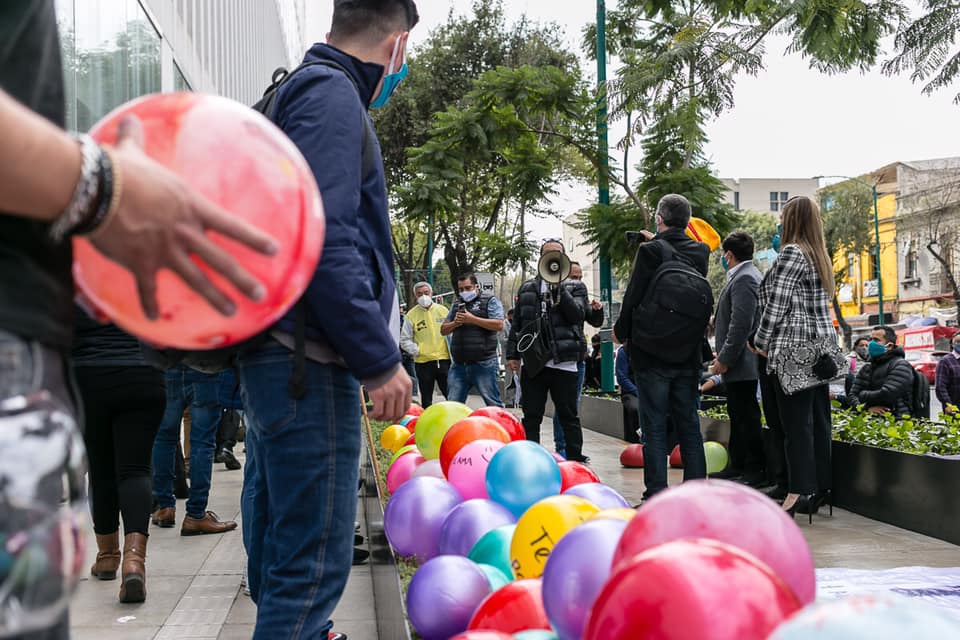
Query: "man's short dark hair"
541 238 565 254
331 0 419 43
656 194 692 228
873 325 897 344
457 273 478 285
721 232 754 263
854 337 869 348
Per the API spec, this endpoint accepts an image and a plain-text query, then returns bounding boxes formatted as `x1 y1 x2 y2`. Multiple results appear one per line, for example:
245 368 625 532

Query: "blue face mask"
370 37 407 109
954 344 960 355
772 224 782 253
721 255 729 271
868 340 888 359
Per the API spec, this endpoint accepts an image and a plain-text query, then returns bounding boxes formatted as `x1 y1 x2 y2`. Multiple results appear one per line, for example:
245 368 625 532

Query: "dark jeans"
448 357 503 407
552 360 585 454
216 409 241 453
757 356 787 489
622 393 642 443
237 342 361 639
402 355 418 395
635 367 705 498
152 365 222 519
725 379 765 474
521 366 585 461
773 378 832 495
414 359 449 408
76 366 165 536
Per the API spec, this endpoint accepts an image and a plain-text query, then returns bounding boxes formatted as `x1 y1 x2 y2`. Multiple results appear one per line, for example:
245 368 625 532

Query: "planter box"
832 441 960 546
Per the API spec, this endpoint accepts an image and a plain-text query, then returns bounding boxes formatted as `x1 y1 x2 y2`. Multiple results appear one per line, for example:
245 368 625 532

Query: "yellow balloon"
591 508 637 522
380 425 411 453
510 495 599 579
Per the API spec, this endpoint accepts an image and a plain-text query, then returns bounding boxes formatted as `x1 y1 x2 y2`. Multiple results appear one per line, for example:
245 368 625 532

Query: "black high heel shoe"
782 494 817 524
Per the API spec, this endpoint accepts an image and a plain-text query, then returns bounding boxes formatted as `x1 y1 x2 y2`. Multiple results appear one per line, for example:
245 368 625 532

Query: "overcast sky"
305 0 960 240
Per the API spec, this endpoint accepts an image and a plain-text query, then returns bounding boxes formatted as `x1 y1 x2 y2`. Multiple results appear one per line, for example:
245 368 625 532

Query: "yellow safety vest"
406 304 450 363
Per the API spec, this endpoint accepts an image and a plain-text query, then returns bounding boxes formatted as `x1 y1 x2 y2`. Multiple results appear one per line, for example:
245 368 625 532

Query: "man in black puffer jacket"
850 325 915 417
507 240 590 462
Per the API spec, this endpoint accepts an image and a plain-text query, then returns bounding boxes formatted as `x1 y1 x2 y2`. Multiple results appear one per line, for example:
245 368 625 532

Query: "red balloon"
76 93 323 349
558 461 600 491
404 433 417 447
669 445 682 468
471 407 526 441
449 633 513 640
468 579 551 635
620 444 644 468
584 539 801 640
407 404 425 416
439 417 511 477
404 416 418 433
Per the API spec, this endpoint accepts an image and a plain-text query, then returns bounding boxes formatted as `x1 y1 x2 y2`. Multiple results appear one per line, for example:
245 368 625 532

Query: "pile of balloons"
620 440 729 473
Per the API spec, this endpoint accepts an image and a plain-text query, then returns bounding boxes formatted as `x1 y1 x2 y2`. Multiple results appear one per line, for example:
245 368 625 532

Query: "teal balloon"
704 441 729 474
769 594 960 638
467 524 516 579
514 632 559 640
477 563 510 591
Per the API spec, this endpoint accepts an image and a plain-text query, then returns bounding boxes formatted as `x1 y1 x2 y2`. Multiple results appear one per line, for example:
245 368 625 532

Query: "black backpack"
630 239 714 365
911 368 931 419
144 60 377 396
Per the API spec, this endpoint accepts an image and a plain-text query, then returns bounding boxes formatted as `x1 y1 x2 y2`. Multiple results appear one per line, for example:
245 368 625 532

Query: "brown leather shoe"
90 531 121 580
151 507 175 528
119 532 147 603
180 511 237 536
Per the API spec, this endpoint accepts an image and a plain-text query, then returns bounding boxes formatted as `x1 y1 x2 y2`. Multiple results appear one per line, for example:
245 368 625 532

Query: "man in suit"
711 232 765 486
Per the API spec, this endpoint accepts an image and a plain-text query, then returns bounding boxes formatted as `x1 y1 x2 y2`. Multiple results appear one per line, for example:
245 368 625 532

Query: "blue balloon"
769 594 960 638
406 555 491 640
485 441 562 517
477 562 511 591
542 518 628 640
562 483 630 510
439 499 516 557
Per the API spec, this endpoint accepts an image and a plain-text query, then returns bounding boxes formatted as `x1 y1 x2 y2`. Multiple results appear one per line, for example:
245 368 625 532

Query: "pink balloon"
612 480 816 604
387 452 425 494
412 458 445 480
447 439 506 500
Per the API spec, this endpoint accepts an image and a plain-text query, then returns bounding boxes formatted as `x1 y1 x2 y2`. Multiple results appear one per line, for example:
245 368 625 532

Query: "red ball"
404 433 417 447
450 633 513 640
468 579 551 635
76 93 323 349
619 444 644 468
407 404 425 416
471 407 526 441
439 417 511 477
405 416 418 433
583 539 801 640
669 445 682 468
558 461 600 492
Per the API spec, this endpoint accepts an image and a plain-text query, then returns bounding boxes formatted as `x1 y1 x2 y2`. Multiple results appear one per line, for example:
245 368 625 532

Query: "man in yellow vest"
405 282 451 407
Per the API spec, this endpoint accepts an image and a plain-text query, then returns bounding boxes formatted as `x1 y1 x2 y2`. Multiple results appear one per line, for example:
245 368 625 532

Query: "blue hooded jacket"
271 43 400 382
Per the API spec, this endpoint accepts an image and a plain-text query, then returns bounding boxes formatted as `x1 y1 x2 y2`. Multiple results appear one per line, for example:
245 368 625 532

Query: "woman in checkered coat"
752 196 844 521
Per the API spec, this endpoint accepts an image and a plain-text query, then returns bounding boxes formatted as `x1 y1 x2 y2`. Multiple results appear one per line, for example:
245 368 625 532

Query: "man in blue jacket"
235 2 418 638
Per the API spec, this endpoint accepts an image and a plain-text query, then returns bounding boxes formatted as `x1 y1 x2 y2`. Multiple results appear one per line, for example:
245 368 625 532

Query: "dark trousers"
725 379 765 474
622 393 641 443
773 378 832 495
402 355 418 394
757 356 787 490
76 366 165 536
521 366 585 461
415 359 449 408
216 408 241 453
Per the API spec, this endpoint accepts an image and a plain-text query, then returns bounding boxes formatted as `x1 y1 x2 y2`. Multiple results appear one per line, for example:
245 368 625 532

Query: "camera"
625 230 647 245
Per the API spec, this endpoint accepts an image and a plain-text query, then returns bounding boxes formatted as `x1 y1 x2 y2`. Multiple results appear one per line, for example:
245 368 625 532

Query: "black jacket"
614 227 710 371
507 277 588 365
565 280 604 358
850 346 915 417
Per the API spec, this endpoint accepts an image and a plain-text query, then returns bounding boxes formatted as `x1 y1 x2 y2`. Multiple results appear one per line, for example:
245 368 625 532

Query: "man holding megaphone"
507 240 591 462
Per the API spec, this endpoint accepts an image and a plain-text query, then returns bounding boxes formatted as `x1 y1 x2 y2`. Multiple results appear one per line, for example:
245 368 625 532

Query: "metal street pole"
427 212 434 287
597 0 615 393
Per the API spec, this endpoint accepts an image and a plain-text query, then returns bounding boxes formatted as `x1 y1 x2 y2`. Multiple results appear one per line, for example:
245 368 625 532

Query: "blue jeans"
635 367 706 498
447 357 503 407
552 361 585 455
237 342 361 639
152 365 222 518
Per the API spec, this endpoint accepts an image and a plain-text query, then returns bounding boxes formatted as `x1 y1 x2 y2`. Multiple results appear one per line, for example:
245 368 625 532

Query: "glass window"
55 0 78 131
733 191 740 211
174 62 191 91
781 192 789 201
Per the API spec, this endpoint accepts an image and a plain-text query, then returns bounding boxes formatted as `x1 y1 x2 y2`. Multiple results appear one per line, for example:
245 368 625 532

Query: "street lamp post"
815 175 884 325
596 0 615 393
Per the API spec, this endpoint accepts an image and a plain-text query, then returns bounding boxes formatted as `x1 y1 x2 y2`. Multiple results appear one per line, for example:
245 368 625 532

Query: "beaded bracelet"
50 134 105 243
84 146 123 239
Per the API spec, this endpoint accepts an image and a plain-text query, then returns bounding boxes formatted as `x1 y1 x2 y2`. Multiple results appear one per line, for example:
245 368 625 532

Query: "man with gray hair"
613 194 712 501
405 281 451 407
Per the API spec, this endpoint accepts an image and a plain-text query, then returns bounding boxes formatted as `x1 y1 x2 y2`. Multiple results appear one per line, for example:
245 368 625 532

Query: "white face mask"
460 290 478 303
417 294 432 309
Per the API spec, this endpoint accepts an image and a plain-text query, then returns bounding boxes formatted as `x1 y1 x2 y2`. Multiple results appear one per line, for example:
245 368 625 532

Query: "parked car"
903 350 948 384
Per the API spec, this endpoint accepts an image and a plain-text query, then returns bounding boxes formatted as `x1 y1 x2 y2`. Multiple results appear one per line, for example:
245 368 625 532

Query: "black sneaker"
352 548 370 565
214 450 224 464
329 633 348 640
221 449 241 471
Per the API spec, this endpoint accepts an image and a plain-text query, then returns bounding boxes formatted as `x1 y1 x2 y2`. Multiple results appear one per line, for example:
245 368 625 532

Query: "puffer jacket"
849 346 915 417
507 277 588 365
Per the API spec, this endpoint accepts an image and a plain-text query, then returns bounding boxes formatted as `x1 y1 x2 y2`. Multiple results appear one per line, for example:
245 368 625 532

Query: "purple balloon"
384 477 463 562
563 482 630 510
438 499 517 557
407 555 492 640
542 518 628 640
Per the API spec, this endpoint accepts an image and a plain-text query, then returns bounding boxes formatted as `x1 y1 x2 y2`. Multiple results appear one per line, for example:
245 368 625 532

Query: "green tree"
884 0 960 104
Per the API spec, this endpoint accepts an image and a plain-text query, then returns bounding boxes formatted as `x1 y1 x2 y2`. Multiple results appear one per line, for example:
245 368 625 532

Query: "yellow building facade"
835 192 898 323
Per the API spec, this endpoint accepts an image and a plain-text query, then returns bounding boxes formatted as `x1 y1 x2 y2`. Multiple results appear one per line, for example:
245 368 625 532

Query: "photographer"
442 273 505 407
507 240 590 462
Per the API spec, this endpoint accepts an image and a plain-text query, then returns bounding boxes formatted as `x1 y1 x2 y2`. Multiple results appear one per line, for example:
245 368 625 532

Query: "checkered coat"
754 244 844 394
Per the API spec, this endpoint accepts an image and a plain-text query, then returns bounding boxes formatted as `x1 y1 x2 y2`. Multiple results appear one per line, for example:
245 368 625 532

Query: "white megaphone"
538 250 571 286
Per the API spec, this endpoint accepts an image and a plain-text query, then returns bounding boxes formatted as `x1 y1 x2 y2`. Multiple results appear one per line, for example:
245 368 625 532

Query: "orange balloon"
75 92 324 349
439 417 511 477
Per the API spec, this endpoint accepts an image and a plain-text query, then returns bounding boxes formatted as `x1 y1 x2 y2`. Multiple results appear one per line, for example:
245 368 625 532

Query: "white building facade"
720 177 820 214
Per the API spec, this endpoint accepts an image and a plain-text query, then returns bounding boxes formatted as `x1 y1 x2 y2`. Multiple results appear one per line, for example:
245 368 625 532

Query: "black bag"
911 368 931 419
517 314 554 378
631 240 714 365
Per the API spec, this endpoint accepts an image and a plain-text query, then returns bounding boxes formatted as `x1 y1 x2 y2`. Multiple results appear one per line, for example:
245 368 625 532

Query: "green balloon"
414 401 472 459
704 441 729 474
467 524 516 579
477 562 510 591
389 444 418 466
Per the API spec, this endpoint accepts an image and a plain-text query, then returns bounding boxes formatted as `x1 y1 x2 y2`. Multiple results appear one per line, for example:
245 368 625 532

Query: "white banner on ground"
816 567 960 618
